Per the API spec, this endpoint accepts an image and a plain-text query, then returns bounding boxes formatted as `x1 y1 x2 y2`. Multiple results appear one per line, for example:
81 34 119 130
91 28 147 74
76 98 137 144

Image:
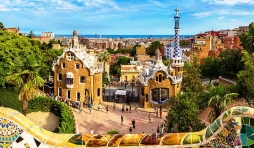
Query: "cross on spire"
174 7 179 16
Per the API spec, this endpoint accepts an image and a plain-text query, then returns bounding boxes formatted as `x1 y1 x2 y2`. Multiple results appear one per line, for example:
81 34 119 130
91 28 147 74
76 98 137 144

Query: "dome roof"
155 48 161 55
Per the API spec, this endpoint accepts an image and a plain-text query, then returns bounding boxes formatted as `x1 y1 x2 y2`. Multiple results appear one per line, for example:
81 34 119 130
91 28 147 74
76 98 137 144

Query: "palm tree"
5 55 45 115
98 50 111 73
207 84 238 121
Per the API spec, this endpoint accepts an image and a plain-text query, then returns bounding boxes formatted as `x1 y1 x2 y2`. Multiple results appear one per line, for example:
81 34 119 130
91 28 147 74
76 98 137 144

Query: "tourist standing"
129 106 131 113
135 104 138 111
157 126 160 133
129 127 132 134
89 103 92 114
161 124 164 133
121 115 124 125
160 110 162 118
132 119 135 128
148 114 151 123
106 105 109 113
97 104 100 110
156 109 158 117
113 102 116 110
90 129 94 134
154 106 157 114
79 103 82 114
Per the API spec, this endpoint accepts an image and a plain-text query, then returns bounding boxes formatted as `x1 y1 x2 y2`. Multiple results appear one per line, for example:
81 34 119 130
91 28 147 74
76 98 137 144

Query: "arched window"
145 94 148 102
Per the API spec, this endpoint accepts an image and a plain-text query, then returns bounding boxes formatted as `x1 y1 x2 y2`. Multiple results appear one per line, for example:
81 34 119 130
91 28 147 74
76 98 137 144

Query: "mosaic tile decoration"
0 106 254 147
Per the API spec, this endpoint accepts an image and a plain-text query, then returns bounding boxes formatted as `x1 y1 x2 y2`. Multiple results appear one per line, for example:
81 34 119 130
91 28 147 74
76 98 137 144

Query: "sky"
0 0 253 35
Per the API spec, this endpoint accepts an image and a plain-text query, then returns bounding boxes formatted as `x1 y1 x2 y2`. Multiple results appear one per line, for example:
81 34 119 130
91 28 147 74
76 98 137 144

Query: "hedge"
0 88 75 133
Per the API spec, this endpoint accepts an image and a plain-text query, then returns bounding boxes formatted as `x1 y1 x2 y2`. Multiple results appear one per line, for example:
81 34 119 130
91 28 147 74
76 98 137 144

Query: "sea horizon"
53 34 193 39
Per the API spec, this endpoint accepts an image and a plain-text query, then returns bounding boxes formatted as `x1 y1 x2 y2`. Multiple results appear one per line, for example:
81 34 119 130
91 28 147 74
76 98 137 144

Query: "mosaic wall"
0 106 253 147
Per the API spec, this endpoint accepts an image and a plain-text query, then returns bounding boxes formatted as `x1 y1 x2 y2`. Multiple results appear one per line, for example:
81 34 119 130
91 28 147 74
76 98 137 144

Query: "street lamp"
131 78 135 98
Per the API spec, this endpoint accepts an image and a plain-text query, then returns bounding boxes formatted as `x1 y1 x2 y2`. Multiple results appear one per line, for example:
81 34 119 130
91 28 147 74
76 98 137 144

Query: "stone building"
52 30 104 105
138 7 183 108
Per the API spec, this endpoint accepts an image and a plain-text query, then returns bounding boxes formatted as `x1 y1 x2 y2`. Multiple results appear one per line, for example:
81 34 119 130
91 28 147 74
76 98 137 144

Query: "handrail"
0 106 251 147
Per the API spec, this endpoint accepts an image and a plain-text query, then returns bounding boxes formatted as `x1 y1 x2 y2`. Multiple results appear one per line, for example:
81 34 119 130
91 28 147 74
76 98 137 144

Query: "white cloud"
213 0 254 5
0 4 8 11
218 16 224 20
192 12 212 18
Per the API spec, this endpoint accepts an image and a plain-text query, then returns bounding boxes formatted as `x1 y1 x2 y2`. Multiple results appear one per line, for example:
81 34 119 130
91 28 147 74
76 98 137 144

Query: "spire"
172 6 184 68
173 6 181 58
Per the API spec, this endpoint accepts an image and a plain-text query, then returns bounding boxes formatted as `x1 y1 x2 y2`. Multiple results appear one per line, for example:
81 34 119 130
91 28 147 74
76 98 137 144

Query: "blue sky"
0 0 253 35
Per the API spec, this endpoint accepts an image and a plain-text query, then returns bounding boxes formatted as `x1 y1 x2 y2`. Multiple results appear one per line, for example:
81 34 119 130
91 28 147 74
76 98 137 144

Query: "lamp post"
131 78 135 98
105 72 110 101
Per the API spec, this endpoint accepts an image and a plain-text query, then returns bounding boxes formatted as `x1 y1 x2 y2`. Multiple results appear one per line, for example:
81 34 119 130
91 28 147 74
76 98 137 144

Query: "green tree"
98 50 111 73
5 55 45 115
237 51 254 106
183 57 204 95
41 49 63 80
240 22 254 54
110 56 131 77
27 31 34 38
200 57 220 82
218 49 243 79
147 41 163 56
0 31 42 87
206 84 238 121
166 91 205 132
48 39 58 49
0 22 4 30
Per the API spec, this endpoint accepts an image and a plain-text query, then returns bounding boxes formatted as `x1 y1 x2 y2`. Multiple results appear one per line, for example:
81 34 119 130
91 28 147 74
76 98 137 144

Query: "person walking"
148 114 151 123
156 109 158 117
89 103 92 114
129 106 131 113
135 104 138 111
129 127 132 134
157 126 160 133
90 129 94 134
113 102 116 110
97 104 101 110
121 115 124 125
106 105 109 113
79 103 82 114
161 124 165 134
160 110 162 118
154 106 157 114
132 119 135 129
122 105 125 112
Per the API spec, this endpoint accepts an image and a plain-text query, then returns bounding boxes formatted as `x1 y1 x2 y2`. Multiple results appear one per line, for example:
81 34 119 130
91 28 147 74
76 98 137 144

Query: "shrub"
107 129 120 134
0 88 75 134
28 96 75 133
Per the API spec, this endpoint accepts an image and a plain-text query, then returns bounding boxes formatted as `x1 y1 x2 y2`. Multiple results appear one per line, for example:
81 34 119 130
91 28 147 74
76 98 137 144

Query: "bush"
107 129 120 134
28 96 75 133
0 88 75 134
0 87 22 112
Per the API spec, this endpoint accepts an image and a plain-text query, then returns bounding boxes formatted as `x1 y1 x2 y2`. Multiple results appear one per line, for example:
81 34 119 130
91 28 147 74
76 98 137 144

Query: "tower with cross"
172 6 184 68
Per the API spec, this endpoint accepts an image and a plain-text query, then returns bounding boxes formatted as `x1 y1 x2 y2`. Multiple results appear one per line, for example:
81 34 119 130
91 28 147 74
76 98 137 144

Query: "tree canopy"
0 22 4 30
0 31 42 87
183 57 204 95
146 41 163 56
240 22 254 54
166 91 205 132
237 51 254 106
110 56 131 77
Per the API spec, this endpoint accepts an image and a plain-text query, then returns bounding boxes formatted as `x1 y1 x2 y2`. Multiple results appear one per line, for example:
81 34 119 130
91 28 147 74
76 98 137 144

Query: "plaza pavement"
72 102 167 135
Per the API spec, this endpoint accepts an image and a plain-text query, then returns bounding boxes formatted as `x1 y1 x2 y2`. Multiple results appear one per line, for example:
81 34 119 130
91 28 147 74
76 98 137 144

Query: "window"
67 90 71 100
76 64 80 69
80 76 86 83
162 76 165 80
66 78 73 84
58 87 62 97
62 63 65 69
97 88 100 96
171 72 173 76
58 73 62 81
159 75 162 82
151 88 169 104
156 76 158 81
178 68 180 72
76 92 80 101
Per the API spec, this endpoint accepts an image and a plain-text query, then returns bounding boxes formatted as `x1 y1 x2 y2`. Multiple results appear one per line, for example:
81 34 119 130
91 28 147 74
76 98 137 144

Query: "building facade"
138 7 183 108
52 30 104 105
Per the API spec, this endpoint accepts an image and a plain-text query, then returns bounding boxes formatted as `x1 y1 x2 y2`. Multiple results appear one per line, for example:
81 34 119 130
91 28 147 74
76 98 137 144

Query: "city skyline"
0 0 253 35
